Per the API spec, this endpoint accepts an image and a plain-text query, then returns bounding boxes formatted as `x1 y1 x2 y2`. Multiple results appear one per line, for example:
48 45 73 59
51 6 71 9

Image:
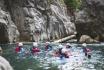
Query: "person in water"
57 45 63 58
82 43 92 59
15 42 25 57
30 42 40 55
82 43 87 56
59 44 71 59
15 42 23 53
45 42 52 51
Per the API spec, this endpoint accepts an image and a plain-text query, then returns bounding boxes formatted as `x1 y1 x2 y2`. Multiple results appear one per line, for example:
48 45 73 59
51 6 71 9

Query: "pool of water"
1 43 104 70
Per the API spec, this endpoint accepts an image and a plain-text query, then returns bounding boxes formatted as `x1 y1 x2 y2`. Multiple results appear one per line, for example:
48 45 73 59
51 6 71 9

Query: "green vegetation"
64 0 82 10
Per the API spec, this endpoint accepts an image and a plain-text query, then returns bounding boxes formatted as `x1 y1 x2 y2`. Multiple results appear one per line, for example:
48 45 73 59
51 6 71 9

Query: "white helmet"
18 42 23 46
82 43 87 47
46 42 50 44
66 43 71 46
33 42 38 46
59 44 63 48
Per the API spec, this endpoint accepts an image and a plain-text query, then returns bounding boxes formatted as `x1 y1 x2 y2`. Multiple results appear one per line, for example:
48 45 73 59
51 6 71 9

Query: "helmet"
18 42 23 46
66 43 71 46
59 44 63 48
45 42 50 45
33 42 38 46
46 42 50 44
82 43 87 47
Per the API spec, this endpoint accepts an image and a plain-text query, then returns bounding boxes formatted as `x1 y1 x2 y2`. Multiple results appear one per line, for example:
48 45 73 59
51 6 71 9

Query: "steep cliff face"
0 0 19 43
75 0 104 41
1 0 76 42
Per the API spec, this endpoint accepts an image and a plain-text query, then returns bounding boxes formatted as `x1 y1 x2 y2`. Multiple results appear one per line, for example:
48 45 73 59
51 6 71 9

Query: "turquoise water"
1 43 104 70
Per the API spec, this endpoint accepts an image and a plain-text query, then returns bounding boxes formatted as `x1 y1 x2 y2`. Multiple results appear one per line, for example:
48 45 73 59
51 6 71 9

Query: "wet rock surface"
0 56 13 70
0 0 76 43
0 0 19 44
75 0 104 42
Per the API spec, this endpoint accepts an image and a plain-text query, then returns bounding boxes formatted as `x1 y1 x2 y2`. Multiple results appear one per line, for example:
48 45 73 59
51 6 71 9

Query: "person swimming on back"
82 43 92 59
30 42 40 55
45 42 52 51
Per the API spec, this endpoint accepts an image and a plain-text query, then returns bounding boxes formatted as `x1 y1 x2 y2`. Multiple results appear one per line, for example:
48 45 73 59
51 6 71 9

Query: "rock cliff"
0 0 19 43
75 0 104 41
0 0 76 43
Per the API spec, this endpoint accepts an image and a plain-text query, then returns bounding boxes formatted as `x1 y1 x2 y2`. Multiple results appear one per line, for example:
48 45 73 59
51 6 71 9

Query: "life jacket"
15 47 21 53
32 47 40 53
45 45 52 51
83 47 87 53
86 48 91 52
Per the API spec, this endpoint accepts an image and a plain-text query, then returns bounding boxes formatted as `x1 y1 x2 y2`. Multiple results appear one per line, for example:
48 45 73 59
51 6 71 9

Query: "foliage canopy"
64 0 82 10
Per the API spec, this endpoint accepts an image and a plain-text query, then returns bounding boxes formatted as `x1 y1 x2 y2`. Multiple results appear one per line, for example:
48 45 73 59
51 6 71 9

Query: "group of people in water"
15 42 53 57
15 42 92 59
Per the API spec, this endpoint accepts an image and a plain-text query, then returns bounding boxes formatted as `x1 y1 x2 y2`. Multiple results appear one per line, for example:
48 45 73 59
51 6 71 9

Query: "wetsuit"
45 45 52 51
83 47 87 56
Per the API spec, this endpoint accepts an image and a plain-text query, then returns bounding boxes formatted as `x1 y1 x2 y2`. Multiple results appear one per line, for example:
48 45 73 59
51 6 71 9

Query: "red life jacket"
15 47 21 53
32 47 40 53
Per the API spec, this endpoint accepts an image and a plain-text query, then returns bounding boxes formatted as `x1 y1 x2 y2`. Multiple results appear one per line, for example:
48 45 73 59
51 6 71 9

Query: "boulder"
0 56 13 70
79 35 98 43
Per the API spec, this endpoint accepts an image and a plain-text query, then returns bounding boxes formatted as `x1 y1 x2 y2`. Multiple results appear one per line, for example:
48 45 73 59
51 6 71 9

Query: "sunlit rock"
0 0 19 43
79 35 98 43
3 0 76 42
0 56 13 70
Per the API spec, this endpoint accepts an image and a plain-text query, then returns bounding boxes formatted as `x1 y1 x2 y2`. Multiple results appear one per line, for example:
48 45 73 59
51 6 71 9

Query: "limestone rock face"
0 0 19 44
0 56 13 70
75 0 104 41
3 0 76 42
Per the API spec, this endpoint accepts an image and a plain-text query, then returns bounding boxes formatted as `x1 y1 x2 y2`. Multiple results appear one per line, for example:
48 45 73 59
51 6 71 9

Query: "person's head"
66 43 71 48
82 43 87 47
18 42 23 47
45 42 50 46
33 42 38 47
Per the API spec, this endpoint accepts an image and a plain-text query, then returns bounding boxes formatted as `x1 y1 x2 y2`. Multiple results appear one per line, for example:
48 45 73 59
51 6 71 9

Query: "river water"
0 43 104 70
